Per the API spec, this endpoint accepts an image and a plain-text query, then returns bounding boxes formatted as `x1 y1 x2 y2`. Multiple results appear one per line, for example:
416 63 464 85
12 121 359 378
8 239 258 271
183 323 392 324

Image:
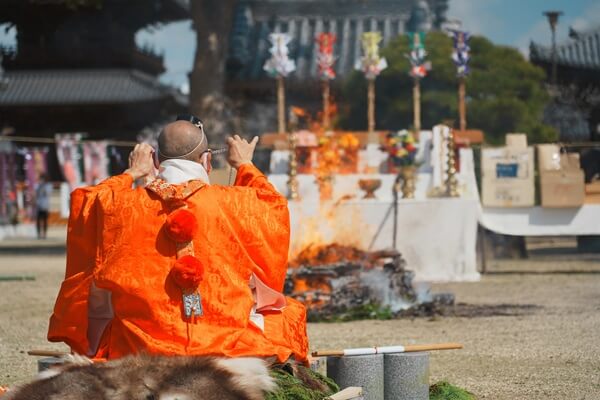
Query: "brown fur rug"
4 354 275 400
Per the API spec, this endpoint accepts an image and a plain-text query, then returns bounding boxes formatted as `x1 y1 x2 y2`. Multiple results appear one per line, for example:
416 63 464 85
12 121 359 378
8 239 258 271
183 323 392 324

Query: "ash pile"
285 244 454 320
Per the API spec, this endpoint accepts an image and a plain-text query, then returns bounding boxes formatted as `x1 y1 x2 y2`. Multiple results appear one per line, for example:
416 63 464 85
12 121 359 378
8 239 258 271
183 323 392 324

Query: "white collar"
158 159 210 184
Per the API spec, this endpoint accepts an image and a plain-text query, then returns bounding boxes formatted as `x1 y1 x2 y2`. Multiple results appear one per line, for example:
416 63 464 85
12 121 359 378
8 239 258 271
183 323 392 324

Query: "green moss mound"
430 381 476 400
266 365 339 400
266 368 473 400
307 303 393 323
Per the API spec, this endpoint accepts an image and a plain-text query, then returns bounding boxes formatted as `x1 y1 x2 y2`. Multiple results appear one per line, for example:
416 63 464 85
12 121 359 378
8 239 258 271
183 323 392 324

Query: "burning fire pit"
286 243 454 321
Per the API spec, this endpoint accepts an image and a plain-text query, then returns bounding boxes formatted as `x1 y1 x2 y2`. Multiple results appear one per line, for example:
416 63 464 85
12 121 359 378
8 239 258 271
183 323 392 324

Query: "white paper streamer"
342 346 406 356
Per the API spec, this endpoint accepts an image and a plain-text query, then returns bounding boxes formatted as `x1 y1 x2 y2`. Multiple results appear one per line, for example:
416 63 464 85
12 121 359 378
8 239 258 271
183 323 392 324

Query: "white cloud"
569 2 600 32
446 0 503 35
515 2 600 57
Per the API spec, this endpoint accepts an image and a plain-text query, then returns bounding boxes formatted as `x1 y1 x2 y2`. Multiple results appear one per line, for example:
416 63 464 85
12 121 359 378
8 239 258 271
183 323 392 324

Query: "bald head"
157 121 208 163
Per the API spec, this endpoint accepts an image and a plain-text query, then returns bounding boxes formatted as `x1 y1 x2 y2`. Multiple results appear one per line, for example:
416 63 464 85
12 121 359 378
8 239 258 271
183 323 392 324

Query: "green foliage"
266 366 339 400
430 381 477 400
307 303 393 323
341 32 558 144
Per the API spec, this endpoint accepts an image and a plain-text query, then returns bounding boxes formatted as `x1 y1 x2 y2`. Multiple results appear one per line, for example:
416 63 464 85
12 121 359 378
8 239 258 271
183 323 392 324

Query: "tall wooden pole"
323 80 331 130
367 78 376 143
458 76 467 131
413 78 421 133
277 76 286 133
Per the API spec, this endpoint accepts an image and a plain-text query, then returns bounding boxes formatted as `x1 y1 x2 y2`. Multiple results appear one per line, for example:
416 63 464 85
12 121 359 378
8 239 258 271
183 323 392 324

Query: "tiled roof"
530 26 600 69
0 69 184 106
227 0 446 81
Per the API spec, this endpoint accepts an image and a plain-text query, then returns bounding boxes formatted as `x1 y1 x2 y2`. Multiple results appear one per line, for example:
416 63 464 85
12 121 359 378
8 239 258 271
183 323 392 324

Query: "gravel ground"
0 244 599 399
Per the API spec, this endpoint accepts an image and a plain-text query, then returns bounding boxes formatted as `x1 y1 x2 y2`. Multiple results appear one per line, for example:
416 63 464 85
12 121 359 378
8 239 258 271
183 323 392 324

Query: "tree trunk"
189 0 237 145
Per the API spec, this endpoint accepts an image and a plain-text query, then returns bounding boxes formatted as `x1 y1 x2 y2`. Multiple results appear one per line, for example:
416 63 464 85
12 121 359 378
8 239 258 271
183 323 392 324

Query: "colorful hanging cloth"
355 32 388 80
451 30 471 77
316 32 337 80
263 33 296 78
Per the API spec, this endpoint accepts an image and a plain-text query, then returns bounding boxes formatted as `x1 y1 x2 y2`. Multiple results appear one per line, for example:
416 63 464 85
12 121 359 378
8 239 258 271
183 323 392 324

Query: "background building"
226 0 449 134
0 0 189 140
530 25 600 142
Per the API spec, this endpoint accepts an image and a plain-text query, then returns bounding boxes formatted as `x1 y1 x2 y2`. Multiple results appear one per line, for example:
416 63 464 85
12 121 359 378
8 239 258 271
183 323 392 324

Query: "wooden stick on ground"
27 350 69 357
325 386 363 400
312 342 463 357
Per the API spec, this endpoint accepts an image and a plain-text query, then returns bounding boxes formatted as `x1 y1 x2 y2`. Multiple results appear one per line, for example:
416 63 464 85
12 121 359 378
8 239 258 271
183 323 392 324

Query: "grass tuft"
430 381 477 400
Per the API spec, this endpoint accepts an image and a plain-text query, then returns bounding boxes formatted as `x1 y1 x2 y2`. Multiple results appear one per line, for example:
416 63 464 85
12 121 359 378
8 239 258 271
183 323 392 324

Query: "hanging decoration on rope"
451 30 471 77
264 33 296 133
55 134 84 190
316 32 337 131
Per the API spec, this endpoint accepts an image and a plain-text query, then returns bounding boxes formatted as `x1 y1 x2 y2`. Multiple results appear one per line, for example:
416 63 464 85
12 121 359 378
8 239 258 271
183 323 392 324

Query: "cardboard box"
540 169 585 208
481 147 535 207
585 181 600 204
505 133 528 149
537 144 561 171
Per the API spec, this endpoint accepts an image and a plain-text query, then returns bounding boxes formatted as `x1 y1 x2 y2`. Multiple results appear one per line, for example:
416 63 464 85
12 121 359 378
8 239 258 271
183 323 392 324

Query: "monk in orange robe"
48 119 308 363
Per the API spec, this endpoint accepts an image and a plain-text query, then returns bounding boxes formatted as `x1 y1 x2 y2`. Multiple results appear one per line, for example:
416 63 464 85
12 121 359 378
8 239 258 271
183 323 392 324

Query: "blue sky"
2 0 599 91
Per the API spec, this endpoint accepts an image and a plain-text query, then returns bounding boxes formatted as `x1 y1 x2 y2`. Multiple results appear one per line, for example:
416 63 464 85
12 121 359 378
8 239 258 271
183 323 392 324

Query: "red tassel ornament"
165 208 198 243
171 255 204 290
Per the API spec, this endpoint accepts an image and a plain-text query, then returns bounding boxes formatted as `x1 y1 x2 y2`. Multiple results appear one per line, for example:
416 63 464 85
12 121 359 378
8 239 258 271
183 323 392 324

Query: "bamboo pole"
413 78 421 133
312 342 463 357
277 76 286 134
28 350 69 357
458 76 467 131
367 78 376 143
326 387 363 400
323 80 331 131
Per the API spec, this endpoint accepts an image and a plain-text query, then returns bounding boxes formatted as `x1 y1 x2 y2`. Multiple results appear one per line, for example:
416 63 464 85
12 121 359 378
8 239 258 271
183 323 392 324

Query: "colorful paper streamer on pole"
355 32 387 80
407 32 429 79
451 30 471 77
263 33 296 78
316 32 337 80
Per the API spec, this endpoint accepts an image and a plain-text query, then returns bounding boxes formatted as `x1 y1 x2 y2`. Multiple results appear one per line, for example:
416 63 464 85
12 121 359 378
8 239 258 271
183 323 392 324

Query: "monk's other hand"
125 143 156 180
227 135 259 169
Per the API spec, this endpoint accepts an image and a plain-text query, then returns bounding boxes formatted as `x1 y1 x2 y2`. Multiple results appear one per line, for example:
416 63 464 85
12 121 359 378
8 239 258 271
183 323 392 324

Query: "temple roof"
227 0 447 83
0 0 189 25
530 25 600 70
0 69 187 106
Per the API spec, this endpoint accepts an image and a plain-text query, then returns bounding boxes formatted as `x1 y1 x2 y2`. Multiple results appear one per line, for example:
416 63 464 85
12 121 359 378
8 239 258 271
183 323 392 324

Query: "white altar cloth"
479 205 600 236
285 198 480 282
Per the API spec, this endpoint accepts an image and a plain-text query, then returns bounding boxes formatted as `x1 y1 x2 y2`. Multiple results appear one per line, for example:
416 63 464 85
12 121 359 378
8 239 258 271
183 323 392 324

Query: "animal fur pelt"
4 354 275 400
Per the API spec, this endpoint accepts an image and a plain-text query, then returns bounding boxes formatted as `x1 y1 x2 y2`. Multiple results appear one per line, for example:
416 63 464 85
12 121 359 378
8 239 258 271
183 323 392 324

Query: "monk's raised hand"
227 135 259 169
125 143 156 180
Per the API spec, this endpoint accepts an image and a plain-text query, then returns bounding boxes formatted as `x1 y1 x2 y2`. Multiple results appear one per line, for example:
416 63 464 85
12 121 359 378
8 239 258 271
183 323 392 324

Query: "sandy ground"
0 235 599 399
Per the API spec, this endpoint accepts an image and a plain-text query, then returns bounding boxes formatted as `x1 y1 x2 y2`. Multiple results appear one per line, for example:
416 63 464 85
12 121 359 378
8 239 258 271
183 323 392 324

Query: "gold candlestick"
445 128 459 197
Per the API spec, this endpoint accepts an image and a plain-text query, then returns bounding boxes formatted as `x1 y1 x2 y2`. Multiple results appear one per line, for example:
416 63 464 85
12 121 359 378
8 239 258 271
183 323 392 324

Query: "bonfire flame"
290 242 372 268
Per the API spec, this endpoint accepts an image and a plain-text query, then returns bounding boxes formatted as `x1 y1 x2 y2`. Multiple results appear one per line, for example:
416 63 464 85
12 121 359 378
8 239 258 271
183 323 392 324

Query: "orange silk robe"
47 164 308 362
